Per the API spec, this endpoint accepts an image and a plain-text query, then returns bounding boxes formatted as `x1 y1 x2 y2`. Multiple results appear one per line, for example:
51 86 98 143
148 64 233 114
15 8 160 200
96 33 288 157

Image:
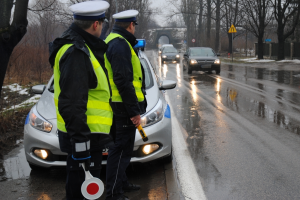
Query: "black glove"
71 139 91 171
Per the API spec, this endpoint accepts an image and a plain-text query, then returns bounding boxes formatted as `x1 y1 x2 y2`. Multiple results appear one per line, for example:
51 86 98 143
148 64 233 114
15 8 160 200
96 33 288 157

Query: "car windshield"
163 47 177 53
190 48 215 56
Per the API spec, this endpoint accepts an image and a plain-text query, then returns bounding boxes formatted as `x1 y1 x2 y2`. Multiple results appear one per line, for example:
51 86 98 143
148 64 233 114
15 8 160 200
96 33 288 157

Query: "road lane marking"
166 94 207 200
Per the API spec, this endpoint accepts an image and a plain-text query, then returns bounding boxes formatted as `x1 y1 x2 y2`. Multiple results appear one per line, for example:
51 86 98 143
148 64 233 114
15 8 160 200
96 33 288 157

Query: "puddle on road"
0 144 31 181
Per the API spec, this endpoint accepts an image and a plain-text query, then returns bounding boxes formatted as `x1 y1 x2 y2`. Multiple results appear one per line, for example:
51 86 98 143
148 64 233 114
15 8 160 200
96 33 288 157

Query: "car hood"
162 53 178 56
190 56 217 60
36 86 159 120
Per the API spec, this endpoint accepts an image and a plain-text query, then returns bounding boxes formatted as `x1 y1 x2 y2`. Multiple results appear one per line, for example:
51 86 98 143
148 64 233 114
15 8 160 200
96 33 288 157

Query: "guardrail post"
269 43 272 59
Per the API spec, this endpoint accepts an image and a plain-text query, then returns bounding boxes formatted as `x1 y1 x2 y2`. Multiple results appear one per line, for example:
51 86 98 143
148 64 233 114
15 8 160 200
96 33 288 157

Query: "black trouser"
106 116 136 200
58 132 103 200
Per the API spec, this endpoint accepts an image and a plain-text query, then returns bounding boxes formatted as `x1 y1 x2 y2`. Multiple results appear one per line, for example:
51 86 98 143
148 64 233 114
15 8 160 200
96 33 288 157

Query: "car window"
140 58 154 90
163 47 177 53
190 48 215 56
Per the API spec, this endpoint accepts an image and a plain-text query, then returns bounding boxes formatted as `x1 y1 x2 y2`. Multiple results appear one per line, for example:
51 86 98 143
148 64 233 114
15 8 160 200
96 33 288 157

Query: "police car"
24 40 176 169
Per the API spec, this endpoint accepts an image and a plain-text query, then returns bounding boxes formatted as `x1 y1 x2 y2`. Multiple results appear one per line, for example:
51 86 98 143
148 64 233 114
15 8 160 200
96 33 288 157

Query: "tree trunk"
257 35 264 59
215 0 220 52
277 21 285 60
198 0 203 46
0 0 29 97
277 35 285 60
206 0 211 47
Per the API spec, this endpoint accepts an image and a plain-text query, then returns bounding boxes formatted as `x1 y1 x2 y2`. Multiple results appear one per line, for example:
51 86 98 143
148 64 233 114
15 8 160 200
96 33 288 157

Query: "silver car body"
24 50 174 168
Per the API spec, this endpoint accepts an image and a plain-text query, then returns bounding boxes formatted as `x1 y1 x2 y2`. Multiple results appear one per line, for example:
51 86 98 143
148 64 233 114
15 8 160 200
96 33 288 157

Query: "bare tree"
272 0 300 60
242 0 273 59
0 0 29 96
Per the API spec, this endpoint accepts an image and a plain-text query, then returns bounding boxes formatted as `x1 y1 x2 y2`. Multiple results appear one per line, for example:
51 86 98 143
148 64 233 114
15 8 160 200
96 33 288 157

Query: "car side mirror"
159 80 177 90
217 53 220 56
32 85 46 94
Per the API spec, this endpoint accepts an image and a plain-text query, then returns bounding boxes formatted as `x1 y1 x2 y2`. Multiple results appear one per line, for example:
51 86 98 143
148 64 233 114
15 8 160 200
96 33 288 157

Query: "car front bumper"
189 63 220 71
24 115 172 168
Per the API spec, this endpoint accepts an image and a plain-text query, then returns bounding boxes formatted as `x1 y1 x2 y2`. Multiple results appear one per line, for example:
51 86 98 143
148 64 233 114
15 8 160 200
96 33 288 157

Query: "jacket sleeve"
107 39 141 118
57 47 91 143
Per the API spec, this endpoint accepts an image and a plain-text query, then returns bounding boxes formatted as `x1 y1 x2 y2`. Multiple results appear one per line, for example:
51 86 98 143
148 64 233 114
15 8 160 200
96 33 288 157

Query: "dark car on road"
183 47 220 74
161 46 180 64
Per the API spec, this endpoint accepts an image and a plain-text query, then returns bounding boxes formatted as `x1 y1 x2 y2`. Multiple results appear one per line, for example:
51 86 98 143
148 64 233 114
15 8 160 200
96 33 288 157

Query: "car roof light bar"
134 39 146 51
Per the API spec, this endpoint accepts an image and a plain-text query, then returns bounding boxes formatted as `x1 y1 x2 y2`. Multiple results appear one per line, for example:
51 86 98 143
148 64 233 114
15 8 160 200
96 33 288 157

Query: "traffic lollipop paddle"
81 163 104 200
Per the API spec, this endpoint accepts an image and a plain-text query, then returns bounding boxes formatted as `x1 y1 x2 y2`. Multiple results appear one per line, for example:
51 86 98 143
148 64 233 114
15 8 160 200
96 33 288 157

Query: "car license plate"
102 147 109 155
202 64 211 68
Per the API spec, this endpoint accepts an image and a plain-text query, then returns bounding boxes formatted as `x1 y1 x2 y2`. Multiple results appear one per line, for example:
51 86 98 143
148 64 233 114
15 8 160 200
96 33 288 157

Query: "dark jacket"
106 25 147 118
49 23 112 150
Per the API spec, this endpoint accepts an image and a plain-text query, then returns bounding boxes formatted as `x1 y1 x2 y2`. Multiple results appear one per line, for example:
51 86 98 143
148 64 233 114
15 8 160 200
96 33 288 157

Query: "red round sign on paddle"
81 163 104 199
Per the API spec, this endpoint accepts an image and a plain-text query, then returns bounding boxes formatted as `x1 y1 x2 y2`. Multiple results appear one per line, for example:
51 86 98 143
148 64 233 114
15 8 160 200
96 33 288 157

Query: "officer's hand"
130 115 141 127
71 139 91 171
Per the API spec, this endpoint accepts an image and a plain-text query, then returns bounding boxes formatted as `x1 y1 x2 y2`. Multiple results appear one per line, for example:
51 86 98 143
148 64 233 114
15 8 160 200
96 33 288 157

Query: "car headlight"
162 55 167 58
140 100 165 128
176 55 180 58
29 106 53 132
190 59 197 64
214 59 220 64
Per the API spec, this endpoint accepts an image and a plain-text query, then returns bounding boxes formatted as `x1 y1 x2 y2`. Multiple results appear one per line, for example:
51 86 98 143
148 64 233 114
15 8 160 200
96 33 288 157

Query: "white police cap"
69 1 110 20
113 10 139 25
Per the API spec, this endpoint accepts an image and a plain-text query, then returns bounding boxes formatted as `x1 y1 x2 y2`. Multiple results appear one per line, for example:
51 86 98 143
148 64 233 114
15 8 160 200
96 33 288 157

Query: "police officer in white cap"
104 10 147 200
49 1 113 199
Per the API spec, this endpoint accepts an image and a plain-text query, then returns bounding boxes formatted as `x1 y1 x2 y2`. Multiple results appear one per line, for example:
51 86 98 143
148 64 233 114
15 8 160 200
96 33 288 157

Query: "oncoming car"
24 40 176 170
158 44 173 56
161 46 180 64
183 47 220 74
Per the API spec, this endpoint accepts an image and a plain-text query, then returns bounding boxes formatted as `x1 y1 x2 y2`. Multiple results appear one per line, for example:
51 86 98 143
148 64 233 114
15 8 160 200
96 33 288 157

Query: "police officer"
104 10 147 200
49 1 112 199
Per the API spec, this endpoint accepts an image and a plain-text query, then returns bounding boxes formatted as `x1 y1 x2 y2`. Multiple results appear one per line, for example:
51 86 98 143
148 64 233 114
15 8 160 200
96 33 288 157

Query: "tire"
187 65 192 74
215 69 220 74
29 163 49 171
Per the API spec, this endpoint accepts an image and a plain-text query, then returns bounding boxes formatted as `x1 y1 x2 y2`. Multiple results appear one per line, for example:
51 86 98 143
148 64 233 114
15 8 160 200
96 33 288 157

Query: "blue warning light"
134 39 146 49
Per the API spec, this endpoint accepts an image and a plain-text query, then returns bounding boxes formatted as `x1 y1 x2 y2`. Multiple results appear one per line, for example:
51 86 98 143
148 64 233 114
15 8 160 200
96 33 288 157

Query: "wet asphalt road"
147 50 300 200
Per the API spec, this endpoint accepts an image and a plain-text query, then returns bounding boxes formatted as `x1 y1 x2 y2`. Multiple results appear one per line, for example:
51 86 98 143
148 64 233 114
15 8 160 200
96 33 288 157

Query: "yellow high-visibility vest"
104 33 144 102
53 44 113 134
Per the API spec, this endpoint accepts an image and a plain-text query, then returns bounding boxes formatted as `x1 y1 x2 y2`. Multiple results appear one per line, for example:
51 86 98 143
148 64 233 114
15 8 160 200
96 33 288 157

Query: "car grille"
197 60 214 64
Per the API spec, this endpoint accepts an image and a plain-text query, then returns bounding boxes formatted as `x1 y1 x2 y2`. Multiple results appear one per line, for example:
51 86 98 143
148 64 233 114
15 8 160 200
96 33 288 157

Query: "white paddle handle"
82 163 93 181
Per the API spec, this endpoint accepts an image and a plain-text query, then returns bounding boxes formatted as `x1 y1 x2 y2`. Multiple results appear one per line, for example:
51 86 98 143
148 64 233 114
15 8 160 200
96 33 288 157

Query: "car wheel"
187 65 192 74
216 69 220 74
29 163 49 171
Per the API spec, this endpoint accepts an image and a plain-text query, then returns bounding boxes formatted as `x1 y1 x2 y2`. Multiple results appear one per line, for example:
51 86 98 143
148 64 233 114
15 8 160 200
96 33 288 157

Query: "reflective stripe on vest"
53 44 113 134
104 33 145 102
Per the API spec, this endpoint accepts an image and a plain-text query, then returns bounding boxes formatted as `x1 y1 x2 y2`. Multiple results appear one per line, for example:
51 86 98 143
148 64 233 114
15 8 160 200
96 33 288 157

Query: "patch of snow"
293 74 300 78
4 96 8 100
3 95 41 111
277 59 300 63
239 58 275 62
2 83 22 92
19 89 28 95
